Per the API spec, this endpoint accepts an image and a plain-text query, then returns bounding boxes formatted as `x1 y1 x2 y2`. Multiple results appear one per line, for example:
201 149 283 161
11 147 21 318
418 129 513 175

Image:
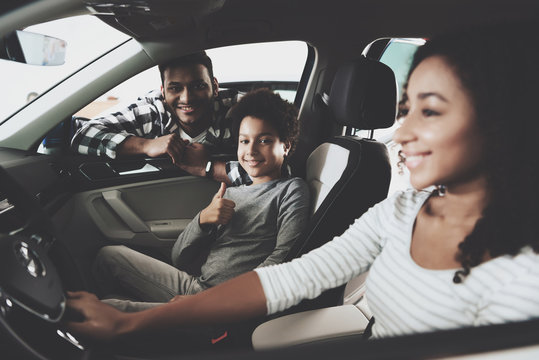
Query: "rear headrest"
329 56 397 130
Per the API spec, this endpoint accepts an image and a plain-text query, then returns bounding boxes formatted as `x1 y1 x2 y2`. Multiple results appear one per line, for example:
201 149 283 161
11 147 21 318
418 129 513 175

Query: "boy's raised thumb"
215 182 226 199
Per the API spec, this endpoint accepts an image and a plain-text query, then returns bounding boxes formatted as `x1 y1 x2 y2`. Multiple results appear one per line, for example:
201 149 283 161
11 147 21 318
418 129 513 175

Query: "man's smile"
177 104 196 113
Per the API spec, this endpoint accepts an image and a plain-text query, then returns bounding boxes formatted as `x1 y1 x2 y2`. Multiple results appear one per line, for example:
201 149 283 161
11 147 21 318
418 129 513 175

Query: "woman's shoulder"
508 246 539 272
477 247 539 306
478 246 539 286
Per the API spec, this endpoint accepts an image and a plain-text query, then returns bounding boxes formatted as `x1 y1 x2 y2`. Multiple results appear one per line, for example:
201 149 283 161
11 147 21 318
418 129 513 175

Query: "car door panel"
78 176 219 246
0 148 219 246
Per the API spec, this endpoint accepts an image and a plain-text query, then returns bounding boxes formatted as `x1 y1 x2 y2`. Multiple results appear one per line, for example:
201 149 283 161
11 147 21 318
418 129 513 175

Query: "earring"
397 150 406 175
435 184 446 197
453 267 469 284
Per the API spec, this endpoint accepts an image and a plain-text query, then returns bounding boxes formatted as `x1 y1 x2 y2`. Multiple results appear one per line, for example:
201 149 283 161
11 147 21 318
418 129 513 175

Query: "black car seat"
278 56 397 313
248 56 397 351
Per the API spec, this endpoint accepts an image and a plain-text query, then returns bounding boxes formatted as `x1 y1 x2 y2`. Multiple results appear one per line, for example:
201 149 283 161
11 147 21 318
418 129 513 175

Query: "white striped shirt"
255 189 539 338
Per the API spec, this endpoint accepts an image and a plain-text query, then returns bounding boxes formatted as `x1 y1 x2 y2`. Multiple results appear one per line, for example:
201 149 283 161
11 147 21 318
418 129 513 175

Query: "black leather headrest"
329 56 397 130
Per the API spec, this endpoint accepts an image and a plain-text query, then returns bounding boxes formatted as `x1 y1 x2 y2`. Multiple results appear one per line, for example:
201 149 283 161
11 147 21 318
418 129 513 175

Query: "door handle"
102 190 148 233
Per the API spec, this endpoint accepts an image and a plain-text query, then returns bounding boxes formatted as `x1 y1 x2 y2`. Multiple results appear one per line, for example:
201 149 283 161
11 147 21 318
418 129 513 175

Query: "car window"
209 41 308 103
0 15 129 122
379 38 425 98
75 41 309 119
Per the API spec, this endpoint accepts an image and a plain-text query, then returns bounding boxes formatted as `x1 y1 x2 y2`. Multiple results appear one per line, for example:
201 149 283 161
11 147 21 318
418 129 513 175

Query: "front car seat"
280 55 397 312
251 57 397 350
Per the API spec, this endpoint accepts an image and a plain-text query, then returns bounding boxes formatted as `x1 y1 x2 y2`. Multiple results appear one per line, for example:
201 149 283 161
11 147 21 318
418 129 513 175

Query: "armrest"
251 304 370 350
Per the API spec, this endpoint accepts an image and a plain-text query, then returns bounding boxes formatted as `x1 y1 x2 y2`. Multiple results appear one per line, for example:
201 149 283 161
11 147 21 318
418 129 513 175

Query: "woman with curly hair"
67 22 539 341
91 88 310 312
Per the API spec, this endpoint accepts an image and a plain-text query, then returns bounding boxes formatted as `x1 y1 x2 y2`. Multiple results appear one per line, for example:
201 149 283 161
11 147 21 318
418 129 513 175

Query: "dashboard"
0 192 25 233
0 148 88 359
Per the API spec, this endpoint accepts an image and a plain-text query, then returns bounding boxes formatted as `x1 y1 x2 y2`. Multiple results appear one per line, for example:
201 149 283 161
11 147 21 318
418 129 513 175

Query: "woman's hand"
64 291 131 342
199 182 236 226
64 272 267 343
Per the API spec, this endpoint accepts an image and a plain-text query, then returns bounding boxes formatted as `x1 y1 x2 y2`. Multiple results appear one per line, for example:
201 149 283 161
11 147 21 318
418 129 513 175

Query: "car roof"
3 0 539 64
93 0 539 60
89 0 537 39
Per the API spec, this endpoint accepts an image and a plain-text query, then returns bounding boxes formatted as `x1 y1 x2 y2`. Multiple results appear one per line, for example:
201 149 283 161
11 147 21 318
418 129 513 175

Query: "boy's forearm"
171 213 215 268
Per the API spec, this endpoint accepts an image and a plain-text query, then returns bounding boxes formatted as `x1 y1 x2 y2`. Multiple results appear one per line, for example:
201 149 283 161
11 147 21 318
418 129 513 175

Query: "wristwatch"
205 160 213 178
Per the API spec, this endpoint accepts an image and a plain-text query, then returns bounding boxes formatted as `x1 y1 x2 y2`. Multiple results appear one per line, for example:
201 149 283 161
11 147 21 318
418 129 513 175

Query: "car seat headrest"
329 56 397 130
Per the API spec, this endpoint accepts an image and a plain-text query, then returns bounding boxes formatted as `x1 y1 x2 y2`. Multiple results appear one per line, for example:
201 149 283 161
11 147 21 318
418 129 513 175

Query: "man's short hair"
158 51 214 85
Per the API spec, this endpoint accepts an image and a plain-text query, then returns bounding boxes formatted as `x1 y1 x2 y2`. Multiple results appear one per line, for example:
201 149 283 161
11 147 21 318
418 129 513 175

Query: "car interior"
2 0 539 359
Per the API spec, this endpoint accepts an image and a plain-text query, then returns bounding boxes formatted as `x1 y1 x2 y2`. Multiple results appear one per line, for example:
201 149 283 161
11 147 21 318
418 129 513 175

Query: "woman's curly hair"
228 88 300 156
406 22 539 283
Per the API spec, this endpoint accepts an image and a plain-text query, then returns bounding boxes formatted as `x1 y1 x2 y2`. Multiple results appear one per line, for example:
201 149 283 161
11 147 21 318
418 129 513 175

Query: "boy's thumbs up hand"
215 182 226 199
200 182 236 226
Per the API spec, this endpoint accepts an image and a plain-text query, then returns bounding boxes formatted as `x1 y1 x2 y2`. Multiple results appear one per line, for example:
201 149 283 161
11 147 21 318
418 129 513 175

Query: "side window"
75 67 160 119
356 38 425 195
208 41 309 104
37 41 309 155
75 41 309 119
379 38 425 99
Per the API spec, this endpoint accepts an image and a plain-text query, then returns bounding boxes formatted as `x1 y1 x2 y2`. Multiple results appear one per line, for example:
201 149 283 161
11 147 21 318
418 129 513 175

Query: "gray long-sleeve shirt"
171 177 310 289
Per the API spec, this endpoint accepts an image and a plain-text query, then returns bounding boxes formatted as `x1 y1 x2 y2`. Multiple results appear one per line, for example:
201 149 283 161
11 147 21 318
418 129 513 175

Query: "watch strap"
205 160 213 178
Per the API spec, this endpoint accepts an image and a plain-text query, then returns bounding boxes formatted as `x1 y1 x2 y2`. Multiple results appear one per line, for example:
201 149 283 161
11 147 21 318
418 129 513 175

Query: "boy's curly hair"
228 88 300 155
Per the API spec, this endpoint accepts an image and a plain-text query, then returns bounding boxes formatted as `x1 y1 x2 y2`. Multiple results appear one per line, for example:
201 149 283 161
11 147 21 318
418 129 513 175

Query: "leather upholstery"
284 56 396 264
278 57 396 313
232 58 397 344
329 56 397 129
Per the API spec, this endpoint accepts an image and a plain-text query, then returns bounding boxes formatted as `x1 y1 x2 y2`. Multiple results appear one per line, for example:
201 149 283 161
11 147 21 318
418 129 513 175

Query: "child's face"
237 116 289 185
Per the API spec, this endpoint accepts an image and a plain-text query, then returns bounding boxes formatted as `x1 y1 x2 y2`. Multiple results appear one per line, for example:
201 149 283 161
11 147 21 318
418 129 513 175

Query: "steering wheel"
0 166 89 359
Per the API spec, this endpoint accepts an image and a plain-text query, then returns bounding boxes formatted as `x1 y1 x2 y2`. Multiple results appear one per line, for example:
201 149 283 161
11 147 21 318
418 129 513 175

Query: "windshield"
0 15 129 122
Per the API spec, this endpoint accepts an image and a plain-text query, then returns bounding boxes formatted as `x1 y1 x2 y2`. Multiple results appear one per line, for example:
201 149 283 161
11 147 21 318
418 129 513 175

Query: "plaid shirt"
71 89 251 185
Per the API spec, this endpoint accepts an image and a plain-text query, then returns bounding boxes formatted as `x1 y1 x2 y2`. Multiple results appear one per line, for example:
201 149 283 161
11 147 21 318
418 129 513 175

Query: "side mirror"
1 30 66 66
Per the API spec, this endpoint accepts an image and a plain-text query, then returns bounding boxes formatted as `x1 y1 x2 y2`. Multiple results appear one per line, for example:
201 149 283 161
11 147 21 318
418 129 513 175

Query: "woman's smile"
402 151 431 170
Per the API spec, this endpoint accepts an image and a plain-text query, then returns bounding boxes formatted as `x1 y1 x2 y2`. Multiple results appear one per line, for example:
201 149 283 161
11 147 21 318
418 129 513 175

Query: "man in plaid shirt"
71 51 250 186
